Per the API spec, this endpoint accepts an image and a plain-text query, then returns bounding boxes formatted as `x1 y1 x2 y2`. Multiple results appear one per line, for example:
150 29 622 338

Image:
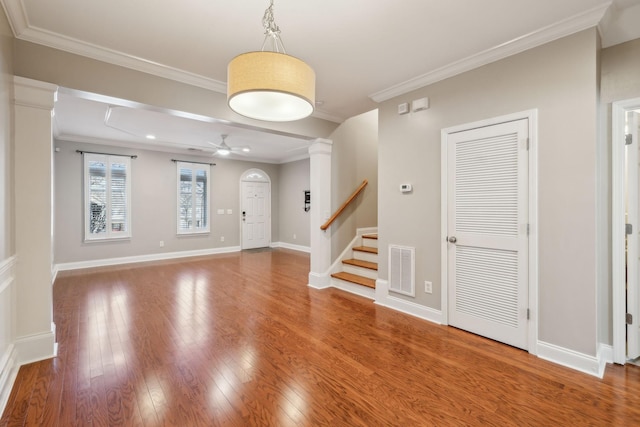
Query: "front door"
446 118 529 349
242 180 270 249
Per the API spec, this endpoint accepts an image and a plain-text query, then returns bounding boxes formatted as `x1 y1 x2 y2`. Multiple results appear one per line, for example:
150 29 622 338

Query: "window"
84 153 131 241
177 162 210 234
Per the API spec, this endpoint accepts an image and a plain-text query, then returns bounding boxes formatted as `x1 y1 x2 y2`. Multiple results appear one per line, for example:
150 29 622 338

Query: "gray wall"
329 109 378 259
601 38 640 104
378 29 599 356
54 139 285 263
278 159 310 247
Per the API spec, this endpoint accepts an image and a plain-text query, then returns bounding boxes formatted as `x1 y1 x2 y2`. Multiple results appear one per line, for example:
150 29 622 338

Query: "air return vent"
389 245 415 296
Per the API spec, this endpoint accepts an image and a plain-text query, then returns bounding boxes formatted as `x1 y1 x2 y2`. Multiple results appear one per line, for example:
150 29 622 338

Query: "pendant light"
227 0 315 122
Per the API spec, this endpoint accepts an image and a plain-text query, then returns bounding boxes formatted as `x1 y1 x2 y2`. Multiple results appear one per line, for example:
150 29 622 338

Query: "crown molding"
19 25 229 93
0 0 28 37
311 109 344 123
369 2 612 103
1 0 228 93
13 76 58 109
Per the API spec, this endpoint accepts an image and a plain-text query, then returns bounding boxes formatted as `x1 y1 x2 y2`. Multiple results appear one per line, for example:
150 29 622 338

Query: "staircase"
331 232 378 299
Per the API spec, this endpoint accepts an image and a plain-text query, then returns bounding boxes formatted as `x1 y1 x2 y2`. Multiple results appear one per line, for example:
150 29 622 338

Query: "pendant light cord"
260 0 287 53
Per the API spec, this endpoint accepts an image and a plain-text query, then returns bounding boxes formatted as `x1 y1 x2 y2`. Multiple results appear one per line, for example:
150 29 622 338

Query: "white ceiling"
3 0 639 162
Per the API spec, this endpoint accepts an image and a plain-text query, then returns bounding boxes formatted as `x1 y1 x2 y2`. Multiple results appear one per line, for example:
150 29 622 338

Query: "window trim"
83 153 132 242
176 161 211 235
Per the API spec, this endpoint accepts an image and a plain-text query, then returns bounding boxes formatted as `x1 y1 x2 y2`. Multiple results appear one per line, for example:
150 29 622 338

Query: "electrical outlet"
424 281 432 294
220 236 225 242
293 234 297 240
159 240 164 248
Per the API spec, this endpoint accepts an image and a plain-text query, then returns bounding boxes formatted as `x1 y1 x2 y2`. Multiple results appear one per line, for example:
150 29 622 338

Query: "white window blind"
177 162 210 234
84 153 131 241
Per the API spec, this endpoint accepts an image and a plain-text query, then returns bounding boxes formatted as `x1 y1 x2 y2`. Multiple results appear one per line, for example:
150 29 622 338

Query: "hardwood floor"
2 248 640 426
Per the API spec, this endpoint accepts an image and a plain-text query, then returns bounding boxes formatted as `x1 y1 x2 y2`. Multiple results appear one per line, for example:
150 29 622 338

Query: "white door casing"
613 99 640 364
241 169 271 249
442 112 537 352
626 111 640 360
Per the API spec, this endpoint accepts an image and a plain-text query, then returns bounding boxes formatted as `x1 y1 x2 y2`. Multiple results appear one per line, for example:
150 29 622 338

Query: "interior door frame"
613 98 640 364
440 109 539 354
240 168 272 249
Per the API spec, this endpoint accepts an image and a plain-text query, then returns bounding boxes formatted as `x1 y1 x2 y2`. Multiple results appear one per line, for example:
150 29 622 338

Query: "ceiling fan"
207 134 251 156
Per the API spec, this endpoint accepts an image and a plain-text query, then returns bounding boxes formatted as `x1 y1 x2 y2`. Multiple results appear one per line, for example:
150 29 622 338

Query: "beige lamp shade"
227 51 315 122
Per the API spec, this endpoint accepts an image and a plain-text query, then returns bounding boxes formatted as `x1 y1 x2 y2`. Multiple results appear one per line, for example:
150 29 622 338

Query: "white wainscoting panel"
0 256 18 416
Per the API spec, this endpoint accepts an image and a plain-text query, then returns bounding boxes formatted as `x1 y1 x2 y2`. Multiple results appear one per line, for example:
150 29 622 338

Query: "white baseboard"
51 264 59 285
55 246 242 271
270 242 310 253
374 279 444 324
598 343 614 377
537 340 602 378
0 344 19 418
15 326 57 368
308 271 331 289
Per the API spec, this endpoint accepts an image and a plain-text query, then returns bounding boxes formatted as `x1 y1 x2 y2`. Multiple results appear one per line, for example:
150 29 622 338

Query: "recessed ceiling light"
146 134 156 140
242 147 251 152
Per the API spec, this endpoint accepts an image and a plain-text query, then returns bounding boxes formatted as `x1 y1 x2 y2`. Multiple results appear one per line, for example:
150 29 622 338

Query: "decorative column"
308 138 332 288
13 76 58 363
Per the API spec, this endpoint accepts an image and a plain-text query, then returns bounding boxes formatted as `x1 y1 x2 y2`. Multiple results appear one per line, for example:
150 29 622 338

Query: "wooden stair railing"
320 179 368 231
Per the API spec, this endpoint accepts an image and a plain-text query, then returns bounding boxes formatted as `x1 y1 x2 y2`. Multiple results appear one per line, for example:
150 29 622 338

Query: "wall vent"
389 245 415 296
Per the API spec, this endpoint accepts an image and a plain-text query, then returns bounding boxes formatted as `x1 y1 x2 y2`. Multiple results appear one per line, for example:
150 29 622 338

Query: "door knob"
448 236 457 243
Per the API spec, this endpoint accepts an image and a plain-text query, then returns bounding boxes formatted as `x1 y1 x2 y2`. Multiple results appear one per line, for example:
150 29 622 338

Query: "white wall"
378 29 599 357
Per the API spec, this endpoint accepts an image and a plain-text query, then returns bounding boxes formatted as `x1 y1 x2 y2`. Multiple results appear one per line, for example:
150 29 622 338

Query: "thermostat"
400 183 413 193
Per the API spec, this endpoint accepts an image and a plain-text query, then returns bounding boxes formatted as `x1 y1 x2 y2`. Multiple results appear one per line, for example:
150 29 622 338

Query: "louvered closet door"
447 119 528 349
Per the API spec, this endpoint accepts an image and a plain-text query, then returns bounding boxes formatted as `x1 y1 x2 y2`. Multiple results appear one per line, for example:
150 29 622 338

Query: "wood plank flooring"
2 248 640 426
